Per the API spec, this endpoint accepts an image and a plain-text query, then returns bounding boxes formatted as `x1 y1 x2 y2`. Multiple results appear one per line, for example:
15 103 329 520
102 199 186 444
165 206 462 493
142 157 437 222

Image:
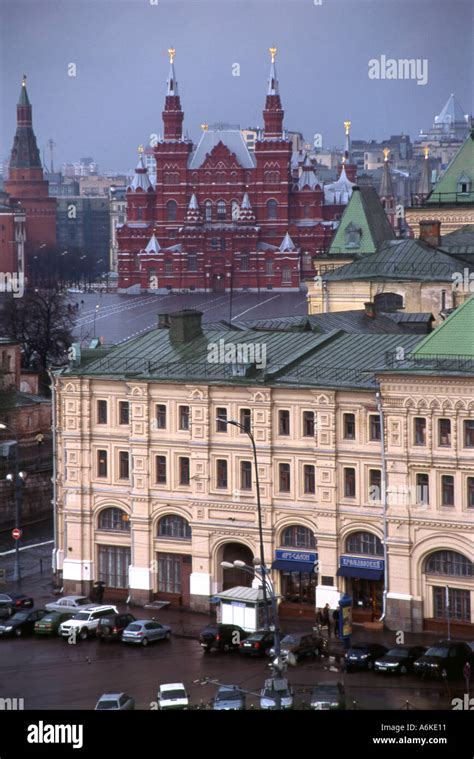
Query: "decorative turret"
185 193 202 224
379 148 396 228
417 146 432 198
238 193 256 223
263 47 284 139
339 121 357 182
298 153 321 190
144 233 161 254
128 146 153 192
279 231 295 252
162 47 184 140
8 76 42 173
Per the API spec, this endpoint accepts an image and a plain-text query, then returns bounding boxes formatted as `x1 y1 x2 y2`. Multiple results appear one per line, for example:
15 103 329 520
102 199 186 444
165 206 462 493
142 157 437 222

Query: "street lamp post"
216 417 270 629
93 304 100 338
0 423 27 582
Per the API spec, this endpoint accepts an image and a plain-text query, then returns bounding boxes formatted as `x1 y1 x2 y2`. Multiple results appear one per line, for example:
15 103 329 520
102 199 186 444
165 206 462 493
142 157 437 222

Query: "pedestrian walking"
333 608 340 638
322 603 331 636
94 581 105 604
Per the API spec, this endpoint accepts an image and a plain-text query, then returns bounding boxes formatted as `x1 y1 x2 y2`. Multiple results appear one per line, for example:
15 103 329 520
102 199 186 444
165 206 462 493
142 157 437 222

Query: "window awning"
272 559 315 573
337 566 383 581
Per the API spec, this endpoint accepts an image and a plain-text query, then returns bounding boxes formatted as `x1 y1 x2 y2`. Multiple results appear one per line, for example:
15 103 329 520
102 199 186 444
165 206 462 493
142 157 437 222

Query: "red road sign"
12 528 21 540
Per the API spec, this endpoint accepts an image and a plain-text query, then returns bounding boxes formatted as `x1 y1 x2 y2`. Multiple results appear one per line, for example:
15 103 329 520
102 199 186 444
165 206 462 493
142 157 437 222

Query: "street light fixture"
216 416 270 629
93 304 100 338
0 423 27 582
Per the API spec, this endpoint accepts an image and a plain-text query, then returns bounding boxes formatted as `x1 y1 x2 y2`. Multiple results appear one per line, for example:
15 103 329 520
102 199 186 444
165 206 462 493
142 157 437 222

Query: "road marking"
233 294 280 319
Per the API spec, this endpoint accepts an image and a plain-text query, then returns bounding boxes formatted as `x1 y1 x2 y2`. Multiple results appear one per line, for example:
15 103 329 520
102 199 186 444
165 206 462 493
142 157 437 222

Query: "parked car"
34 611 75 636
260 678 294 710
96 613 136 642
269 632 325 663
121 620 171 646
374 645 427 675
0 609 47 637
95 693 135 710
45 596 92 614
59 605 118 641
212 685 246 711
414 640 473 679
199 623 249 653
239 630 274 657
156 683 189 710
0 593 34 618
344 643 388 672
310 682 346 710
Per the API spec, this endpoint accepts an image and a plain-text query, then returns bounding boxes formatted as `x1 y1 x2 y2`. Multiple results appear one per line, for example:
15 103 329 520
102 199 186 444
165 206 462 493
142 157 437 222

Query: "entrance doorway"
155 553 192 606
221 543 254 590
212 274 225 292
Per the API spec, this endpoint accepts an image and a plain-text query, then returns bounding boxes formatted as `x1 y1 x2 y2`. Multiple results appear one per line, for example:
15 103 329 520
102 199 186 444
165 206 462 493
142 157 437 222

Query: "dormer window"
344 221 362 248
457 174 471 195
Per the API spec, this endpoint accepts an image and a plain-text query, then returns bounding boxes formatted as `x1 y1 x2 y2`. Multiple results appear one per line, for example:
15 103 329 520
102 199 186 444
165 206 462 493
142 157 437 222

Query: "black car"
414 640 473 680
0 609 47 637
0 592 34 618
199 623 249 653
374 645 427 675
269 632 326 663
239 630 274 657
344 643 388 672
310 682 346 710
96 613 137 642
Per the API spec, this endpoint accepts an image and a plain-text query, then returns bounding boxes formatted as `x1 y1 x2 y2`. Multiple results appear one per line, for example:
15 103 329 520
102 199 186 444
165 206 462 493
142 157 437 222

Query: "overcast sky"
1 0 472 173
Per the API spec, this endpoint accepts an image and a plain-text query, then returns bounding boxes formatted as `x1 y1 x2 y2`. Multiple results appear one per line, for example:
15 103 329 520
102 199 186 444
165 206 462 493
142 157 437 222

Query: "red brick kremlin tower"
4 76 56 262
117 49 356 293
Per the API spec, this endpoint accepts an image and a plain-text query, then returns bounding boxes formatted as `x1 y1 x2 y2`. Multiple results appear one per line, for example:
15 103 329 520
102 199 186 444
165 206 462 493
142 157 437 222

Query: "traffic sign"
12 528 21 540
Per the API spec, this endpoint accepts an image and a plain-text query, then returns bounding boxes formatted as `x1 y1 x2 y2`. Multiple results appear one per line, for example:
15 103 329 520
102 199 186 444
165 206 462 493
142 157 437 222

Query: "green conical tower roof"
411 294 474 357
427 129 474 204
328 186 395 256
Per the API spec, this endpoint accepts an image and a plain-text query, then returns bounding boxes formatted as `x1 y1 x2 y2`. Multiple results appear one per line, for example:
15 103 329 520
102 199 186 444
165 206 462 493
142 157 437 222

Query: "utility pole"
47 138 56 173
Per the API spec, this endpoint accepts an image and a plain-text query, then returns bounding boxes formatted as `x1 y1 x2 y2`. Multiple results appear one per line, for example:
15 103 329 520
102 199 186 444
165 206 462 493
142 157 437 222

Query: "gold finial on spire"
22 74 27 87
269 47 277 63
168 47 176 64
138 144 144 155
201 123 208 132
344 120 351 136
423 146 430 160
383 147 390 161
341 155 346 165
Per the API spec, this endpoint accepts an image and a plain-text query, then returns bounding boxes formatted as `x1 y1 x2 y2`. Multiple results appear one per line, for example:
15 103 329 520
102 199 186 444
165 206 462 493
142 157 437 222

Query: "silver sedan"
45 596 92 614
121 620 172 646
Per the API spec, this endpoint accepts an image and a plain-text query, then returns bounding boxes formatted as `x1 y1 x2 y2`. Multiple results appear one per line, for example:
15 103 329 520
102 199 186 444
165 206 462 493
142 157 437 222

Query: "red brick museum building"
117 49 357 293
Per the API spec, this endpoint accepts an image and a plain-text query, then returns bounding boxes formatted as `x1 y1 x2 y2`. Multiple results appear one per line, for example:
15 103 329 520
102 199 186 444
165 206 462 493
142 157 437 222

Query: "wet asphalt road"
0 631 459 711
71 291 308 346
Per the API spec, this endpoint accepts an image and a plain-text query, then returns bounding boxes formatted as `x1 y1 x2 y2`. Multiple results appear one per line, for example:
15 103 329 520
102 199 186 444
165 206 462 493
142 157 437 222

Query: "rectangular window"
179 405 190 431
343 413 356 440
416 473 429 505
179 457 190 486
303 411 315 437
119 401 129 425
98 546 131 589
344 467 356 498
464 419 474 447
240 408 251 434
441 475 454 506
303 464 315 494
156 455 167 485
468 477 474 508
369 469 381 502
414 417 426 445
187 254 197 271
119 451 129 480
158 553 182 594
97 450 107 478
241 254 249 271
97 400 107 424
216 408 228 432
240 460 252 490
216 459 228 488
278 410 290 436
438 418 451 447
279 463 291 493
433 586 470 622
211 238 219 250
156 404 167 430
369 414 381 441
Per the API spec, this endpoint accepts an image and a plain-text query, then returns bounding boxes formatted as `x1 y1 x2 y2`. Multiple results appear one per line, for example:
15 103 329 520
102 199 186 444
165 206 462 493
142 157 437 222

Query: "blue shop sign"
275 549 318 564
340 555 384 571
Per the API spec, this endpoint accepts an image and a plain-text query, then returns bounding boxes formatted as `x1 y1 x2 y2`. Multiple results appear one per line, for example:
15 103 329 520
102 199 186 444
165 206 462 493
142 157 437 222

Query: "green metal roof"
328 186 395 256
323 238 462 282
410 294 474 358
426 129 474 204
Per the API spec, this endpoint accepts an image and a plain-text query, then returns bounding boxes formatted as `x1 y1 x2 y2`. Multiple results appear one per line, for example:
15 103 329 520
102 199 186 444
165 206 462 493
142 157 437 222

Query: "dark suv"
96 613 136 642
269 632 325 663
199 623 249 653
414 640 473 680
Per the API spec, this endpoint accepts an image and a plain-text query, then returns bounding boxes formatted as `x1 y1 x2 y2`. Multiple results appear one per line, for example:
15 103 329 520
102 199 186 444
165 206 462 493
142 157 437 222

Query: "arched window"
166 200 177 221
98 507 130 532
346 531 383 556
217 200 226 220
282 525 316 549
266 260 274 276
158 515 192 540
216 171 226 184
204 200 212 222
345 222 362 248
281 265 291 284
264 171 280 184
425 550 472 577
266 199 278 219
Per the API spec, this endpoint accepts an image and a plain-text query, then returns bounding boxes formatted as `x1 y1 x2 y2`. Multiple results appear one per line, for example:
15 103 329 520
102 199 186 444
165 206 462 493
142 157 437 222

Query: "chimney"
419 219 441 247
157 313 170 329
168 310 203 344
364 301 376 318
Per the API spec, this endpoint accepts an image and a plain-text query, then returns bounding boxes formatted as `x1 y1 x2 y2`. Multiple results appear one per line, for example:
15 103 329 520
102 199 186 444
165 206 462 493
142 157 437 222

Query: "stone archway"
220 542 254 590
